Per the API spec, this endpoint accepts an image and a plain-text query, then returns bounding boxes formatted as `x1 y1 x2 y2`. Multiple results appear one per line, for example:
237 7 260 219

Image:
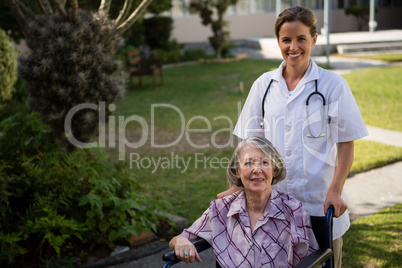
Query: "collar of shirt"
227 189 286 222
270 59 319 90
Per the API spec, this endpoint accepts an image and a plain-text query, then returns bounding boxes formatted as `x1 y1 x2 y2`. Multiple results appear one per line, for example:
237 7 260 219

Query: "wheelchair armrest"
162 238 212 261
294 248 333 268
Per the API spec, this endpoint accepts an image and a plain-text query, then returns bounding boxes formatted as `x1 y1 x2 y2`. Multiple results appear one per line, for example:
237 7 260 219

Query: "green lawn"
343 203 402 267
111 59 402 223
116 59 281 131
344 66 402 131
351 139 402 175
335 53 402 63
117 61 402 133
112 59 402 266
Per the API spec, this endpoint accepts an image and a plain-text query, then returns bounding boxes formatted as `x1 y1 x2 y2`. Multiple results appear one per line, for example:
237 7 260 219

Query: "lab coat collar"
271 59 319 85
270 59 319 103
301 59 319 83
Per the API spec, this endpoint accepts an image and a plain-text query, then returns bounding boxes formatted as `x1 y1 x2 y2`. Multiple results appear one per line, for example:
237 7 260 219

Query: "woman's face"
277 20 317 70
237 144 275 194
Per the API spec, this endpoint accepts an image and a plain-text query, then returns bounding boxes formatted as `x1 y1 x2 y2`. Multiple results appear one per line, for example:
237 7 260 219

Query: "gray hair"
227 136 286 187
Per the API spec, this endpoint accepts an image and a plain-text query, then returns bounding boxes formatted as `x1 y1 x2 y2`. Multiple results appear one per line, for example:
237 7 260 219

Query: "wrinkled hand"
324 191 347 218
174 237 202 263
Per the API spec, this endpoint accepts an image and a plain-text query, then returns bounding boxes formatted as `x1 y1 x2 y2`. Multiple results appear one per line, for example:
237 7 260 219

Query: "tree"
1 1 171 43
5 0 153 150
189 0 238 60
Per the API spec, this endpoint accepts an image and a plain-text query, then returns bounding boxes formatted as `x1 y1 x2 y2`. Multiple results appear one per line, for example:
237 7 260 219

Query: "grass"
344 65 402 131
127 138 402 222
351 139 402 175
128 140 402 222
113 58 402 266
117 61 402 132
335 53 402 63
131 149 231 221
111 59 402 223
116 59 281 131
343 203 402 267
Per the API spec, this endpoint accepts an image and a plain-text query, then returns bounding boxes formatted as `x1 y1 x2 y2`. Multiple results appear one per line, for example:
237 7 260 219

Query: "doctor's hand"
170 236 202 263
217 185 241 199
324 191 348 218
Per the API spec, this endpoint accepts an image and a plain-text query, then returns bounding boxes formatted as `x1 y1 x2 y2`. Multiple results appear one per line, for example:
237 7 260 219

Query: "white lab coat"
233 60 368 239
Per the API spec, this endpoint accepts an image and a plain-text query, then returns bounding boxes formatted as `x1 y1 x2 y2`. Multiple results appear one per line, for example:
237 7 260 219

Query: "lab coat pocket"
301 105 333 165
261 243 289 268
302 105 328 144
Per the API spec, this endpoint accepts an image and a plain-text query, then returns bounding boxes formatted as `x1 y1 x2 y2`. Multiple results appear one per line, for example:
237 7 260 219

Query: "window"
281 0 293 10
250 0 273 12
237 0 250 14
171 0 188 17
337 0 345 9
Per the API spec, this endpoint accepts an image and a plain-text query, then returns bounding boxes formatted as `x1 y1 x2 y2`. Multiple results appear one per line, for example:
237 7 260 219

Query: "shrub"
0 112 165 266
182 48 207 61
154 48 182 64
143 16 174 50
0 27 17 102
18 10 126 150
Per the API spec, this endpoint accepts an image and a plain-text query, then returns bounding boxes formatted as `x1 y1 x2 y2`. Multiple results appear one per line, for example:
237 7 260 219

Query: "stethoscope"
260 79 326 138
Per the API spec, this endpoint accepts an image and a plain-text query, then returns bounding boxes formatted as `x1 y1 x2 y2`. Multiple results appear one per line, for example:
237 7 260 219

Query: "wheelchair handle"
325 205 334 251
162 238 211 261
326 205 334 216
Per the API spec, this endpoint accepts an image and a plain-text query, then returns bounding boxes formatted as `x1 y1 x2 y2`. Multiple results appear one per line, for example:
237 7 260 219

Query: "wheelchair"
162 206 334 268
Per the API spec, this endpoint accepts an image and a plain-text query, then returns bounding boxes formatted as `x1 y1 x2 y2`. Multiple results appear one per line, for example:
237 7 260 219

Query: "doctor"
218 6 368 268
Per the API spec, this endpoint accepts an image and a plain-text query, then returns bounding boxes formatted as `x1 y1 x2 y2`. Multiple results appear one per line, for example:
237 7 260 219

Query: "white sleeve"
233 75 268 139
328 76 368 143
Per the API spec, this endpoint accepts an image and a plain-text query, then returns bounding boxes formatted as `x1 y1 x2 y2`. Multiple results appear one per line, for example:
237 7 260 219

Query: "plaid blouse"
180 189 319 267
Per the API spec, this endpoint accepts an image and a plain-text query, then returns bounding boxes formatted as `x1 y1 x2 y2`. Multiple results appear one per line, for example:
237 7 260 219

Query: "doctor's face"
237 145 274 194
277 20 317 70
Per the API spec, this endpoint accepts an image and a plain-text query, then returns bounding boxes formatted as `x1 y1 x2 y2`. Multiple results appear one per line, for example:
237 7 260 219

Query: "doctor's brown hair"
274 6 317 39
227 136 286 187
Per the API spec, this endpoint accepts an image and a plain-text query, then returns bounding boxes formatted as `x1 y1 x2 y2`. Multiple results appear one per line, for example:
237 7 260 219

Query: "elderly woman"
169 136 319 267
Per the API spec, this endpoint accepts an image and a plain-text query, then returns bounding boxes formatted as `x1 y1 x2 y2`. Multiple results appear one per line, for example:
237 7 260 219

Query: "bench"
126 49 163 90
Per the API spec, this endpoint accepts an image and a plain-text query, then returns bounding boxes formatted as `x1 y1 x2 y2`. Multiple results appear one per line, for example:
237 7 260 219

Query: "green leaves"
25 208 87 256
0 28 17 102
0 120 166 265
189 0 238 59
0 232 27 263
17 9 126 148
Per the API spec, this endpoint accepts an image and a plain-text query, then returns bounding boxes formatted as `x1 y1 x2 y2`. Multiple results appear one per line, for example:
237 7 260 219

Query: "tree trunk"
70 0 78 19
37 0 53 14
49 0 68 20
5 0 28 34
99 0 112 14
216 14 224 60
115 0 153 36
115 0 134 25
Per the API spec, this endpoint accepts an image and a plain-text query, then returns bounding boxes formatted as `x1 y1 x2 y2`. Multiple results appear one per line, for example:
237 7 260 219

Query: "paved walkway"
363 125 402 147
345 161 402 219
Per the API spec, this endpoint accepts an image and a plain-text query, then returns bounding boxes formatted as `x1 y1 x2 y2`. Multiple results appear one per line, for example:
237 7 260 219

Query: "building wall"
377 7 402 29
171 7 402 44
